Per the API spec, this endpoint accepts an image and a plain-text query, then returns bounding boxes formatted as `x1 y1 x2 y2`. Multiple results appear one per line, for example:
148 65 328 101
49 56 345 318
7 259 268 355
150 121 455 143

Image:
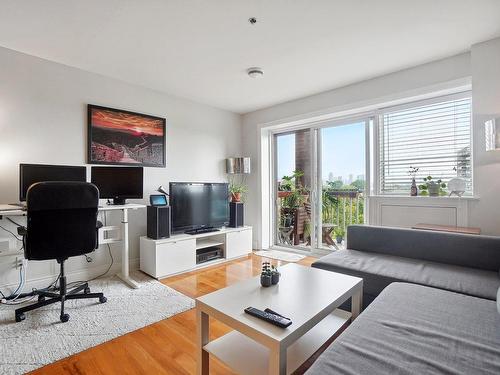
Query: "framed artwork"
87 104 166 167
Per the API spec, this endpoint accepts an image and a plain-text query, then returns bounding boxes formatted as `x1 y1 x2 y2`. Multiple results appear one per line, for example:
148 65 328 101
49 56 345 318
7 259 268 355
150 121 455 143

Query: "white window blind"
379 93 472 195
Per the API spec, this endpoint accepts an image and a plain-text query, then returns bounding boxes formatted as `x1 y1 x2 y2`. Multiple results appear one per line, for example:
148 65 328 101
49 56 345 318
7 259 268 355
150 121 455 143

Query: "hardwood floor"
30 254 320 375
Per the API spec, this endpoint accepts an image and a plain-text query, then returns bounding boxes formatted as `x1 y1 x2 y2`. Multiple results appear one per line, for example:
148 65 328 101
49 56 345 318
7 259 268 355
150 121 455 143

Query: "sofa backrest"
346 225 500 271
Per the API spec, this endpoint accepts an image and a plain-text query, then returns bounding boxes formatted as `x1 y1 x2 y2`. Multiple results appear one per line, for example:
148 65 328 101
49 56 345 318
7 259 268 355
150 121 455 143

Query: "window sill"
368 195 479 201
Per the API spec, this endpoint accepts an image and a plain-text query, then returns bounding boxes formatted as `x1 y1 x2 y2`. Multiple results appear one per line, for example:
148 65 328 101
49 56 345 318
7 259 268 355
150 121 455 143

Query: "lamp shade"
226 157 251 174
485 118 500 151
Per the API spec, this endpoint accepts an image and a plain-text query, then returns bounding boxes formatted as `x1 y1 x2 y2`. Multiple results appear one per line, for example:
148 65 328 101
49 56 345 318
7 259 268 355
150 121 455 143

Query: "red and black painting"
88 105 166 167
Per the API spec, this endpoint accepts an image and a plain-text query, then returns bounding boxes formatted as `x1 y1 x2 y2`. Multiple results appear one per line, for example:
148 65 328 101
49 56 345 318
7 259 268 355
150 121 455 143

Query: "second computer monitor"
91 166 143 205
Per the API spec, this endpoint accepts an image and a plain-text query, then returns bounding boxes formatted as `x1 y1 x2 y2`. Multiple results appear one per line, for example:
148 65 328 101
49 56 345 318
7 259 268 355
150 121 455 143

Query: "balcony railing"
277 188 364 249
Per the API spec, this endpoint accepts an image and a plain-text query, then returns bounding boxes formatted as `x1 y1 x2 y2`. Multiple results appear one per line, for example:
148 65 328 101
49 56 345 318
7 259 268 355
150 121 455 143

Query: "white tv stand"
140 226 252 279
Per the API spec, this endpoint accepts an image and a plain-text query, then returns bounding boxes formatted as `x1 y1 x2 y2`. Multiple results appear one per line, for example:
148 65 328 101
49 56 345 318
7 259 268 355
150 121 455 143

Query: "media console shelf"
139 226 252 279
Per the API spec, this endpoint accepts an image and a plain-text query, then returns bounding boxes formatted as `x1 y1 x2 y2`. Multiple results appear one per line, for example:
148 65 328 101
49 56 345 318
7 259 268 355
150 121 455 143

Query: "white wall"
0 47 242 291
469 37 500 234
241 47 500 249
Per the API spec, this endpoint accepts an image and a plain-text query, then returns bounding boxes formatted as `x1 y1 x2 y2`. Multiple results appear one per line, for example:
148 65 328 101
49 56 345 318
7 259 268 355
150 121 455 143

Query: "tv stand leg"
117 208 140 289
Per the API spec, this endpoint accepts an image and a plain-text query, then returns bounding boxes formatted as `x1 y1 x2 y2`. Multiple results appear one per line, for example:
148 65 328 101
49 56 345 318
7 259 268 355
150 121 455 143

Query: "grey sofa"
313 225 500 307
306 225 500 374
307 282 500 374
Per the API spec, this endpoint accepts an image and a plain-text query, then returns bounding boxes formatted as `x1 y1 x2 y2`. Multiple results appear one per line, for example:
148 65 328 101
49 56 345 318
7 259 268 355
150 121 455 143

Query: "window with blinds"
379 93 472 195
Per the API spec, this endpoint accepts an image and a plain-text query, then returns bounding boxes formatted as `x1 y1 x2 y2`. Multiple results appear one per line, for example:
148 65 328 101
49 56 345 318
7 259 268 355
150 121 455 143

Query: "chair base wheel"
84 287 91 294
60 313 70 323
99 296 107 303
15 313 25 322
38 295 45 302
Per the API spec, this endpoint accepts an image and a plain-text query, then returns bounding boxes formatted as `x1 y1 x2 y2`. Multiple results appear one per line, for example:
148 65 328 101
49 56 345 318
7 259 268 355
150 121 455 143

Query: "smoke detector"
247 67 264 78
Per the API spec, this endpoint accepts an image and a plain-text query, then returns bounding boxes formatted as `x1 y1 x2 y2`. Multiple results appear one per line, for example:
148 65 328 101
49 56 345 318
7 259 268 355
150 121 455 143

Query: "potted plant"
229 181 248 202
419 176 447 197
260 262 272 287
271 265 281 285
334 227 345 244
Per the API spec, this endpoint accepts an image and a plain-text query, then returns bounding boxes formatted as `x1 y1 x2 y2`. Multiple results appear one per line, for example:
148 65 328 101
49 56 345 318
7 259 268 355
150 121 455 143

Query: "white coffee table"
196 263 363 375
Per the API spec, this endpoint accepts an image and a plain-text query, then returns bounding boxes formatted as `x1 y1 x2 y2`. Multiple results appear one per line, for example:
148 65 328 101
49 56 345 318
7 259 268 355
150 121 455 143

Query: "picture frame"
87 104 166 167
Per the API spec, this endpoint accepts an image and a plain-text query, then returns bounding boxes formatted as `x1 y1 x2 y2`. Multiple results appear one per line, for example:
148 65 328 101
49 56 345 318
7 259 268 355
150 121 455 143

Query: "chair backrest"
25 181 100 261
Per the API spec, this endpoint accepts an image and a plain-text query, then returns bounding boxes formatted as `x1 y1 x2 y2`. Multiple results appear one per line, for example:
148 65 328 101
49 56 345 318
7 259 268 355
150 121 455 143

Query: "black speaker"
229 202 244 228
147 205 171 239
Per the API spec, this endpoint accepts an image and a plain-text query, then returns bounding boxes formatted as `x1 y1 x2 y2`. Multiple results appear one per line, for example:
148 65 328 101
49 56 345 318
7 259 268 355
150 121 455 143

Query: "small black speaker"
147 205 171 239
229 202 244 228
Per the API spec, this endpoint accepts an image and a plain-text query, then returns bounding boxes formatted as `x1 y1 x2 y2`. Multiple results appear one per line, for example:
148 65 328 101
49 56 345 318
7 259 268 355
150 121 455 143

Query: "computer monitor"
19 164 87 201
91 166 143 205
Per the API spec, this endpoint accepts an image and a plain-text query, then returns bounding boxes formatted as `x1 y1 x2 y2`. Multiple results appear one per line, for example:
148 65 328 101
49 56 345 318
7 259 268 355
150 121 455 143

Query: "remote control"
244 307 292 328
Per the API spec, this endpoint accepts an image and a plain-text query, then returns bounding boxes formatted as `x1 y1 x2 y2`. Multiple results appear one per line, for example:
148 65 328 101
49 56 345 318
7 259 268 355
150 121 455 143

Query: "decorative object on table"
418 176 447 197
408 166 419 196
88 104 166 167
334 227 345 244
447 178 467 197
485 117 500 151
260 262 273 287
271 265 281 285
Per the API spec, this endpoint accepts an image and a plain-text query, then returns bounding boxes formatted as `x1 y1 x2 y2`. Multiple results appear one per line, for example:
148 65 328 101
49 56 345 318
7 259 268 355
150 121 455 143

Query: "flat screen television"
91 166 143 205
19 164 87 201
170 182 229 233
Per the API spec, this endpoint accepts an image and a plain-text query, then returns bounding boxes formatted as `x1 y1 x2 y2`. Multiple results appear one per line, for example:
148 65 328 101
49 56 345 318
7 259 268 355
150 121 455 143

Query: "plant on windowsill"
418 176 447 197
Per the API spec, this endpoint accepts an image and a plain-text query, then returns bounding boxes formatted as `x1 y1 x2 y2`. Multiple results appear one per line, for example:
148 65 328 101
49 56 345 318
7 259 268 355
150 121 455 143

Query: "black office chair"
15 181 107 323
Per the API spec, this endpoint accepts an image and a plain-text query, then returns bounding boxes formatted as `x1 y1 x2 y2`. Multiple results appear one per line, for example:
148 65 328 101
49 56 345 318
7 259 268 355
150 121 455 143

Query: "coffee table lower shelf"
203 309 351 375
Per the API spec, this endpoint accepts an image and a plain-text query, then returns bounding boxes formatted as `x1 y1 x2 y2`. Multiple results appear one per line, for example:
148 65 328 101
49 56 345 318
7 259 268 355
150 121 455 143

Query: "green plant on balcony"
334 227 345 243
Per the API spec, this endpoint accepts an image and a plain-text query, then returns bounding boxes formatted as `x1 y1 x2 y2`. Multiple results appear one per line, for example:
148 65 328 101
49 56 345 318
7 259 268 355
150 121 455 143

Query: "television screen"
170 182 229 232
19 164 87 201
91 166 143 200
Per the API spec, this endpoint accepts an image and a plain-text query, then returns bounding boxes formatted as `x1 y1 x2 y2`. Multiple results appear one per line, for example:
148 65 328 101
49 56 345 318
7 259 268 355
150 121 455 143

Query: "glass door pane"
319 121 366 250
274 129 313 251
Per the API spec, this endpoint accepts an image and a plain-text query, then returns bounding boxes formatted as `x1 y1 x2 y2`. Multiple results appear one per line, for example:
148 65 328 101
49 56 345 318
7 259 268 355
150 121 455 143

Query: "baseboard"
0 258 140 292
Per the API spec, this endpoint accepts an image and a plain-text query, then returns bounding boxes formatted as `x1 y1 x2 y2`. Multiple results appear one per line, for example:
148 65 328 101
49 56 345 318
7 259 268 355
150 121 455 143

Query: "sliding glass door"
274 129 313 251
273 118 369 252
318 121 367 250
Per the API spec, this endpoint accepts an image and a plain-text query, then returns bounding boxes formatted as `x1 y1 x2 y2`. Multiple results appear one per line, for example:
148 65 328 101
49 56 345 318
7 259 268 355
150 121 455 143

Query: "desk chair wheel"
38 295 45 302
99 296 107 303
60 313 70 323
84 287 91 294
15 313 25 322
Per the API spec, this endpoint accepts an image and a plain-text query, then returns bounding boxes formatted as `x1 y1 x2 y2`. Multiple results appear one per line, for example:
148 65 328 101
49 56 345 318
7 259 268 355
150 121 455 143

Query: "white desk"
0 203 146 289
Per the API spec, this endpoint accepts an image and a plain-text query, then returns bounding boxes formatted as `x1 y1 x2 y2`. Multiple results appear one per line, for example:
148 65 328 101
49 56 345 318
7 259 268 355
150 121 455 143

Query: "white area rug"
254 250 306 262
0 271 194 375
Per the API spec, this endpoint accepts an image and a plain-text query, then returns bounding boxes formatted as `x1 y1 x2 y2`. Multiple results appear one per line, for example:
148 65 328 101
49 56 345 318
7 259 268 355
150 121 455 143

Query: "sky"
277 121 365 182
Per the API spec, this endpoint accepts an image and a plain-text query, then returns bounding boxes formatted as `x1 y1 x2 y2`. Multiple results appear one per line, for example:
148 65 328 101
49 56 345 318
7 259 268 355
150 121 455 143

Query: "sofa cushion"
306 283 500 375
313 249 500 300
347 225 500 271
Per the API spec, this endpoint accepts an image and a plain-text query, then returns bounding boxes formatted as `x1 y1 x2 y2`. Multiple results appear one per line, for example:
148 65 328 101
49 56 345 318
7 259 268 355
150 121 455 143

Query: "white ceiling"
1 1 499 114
